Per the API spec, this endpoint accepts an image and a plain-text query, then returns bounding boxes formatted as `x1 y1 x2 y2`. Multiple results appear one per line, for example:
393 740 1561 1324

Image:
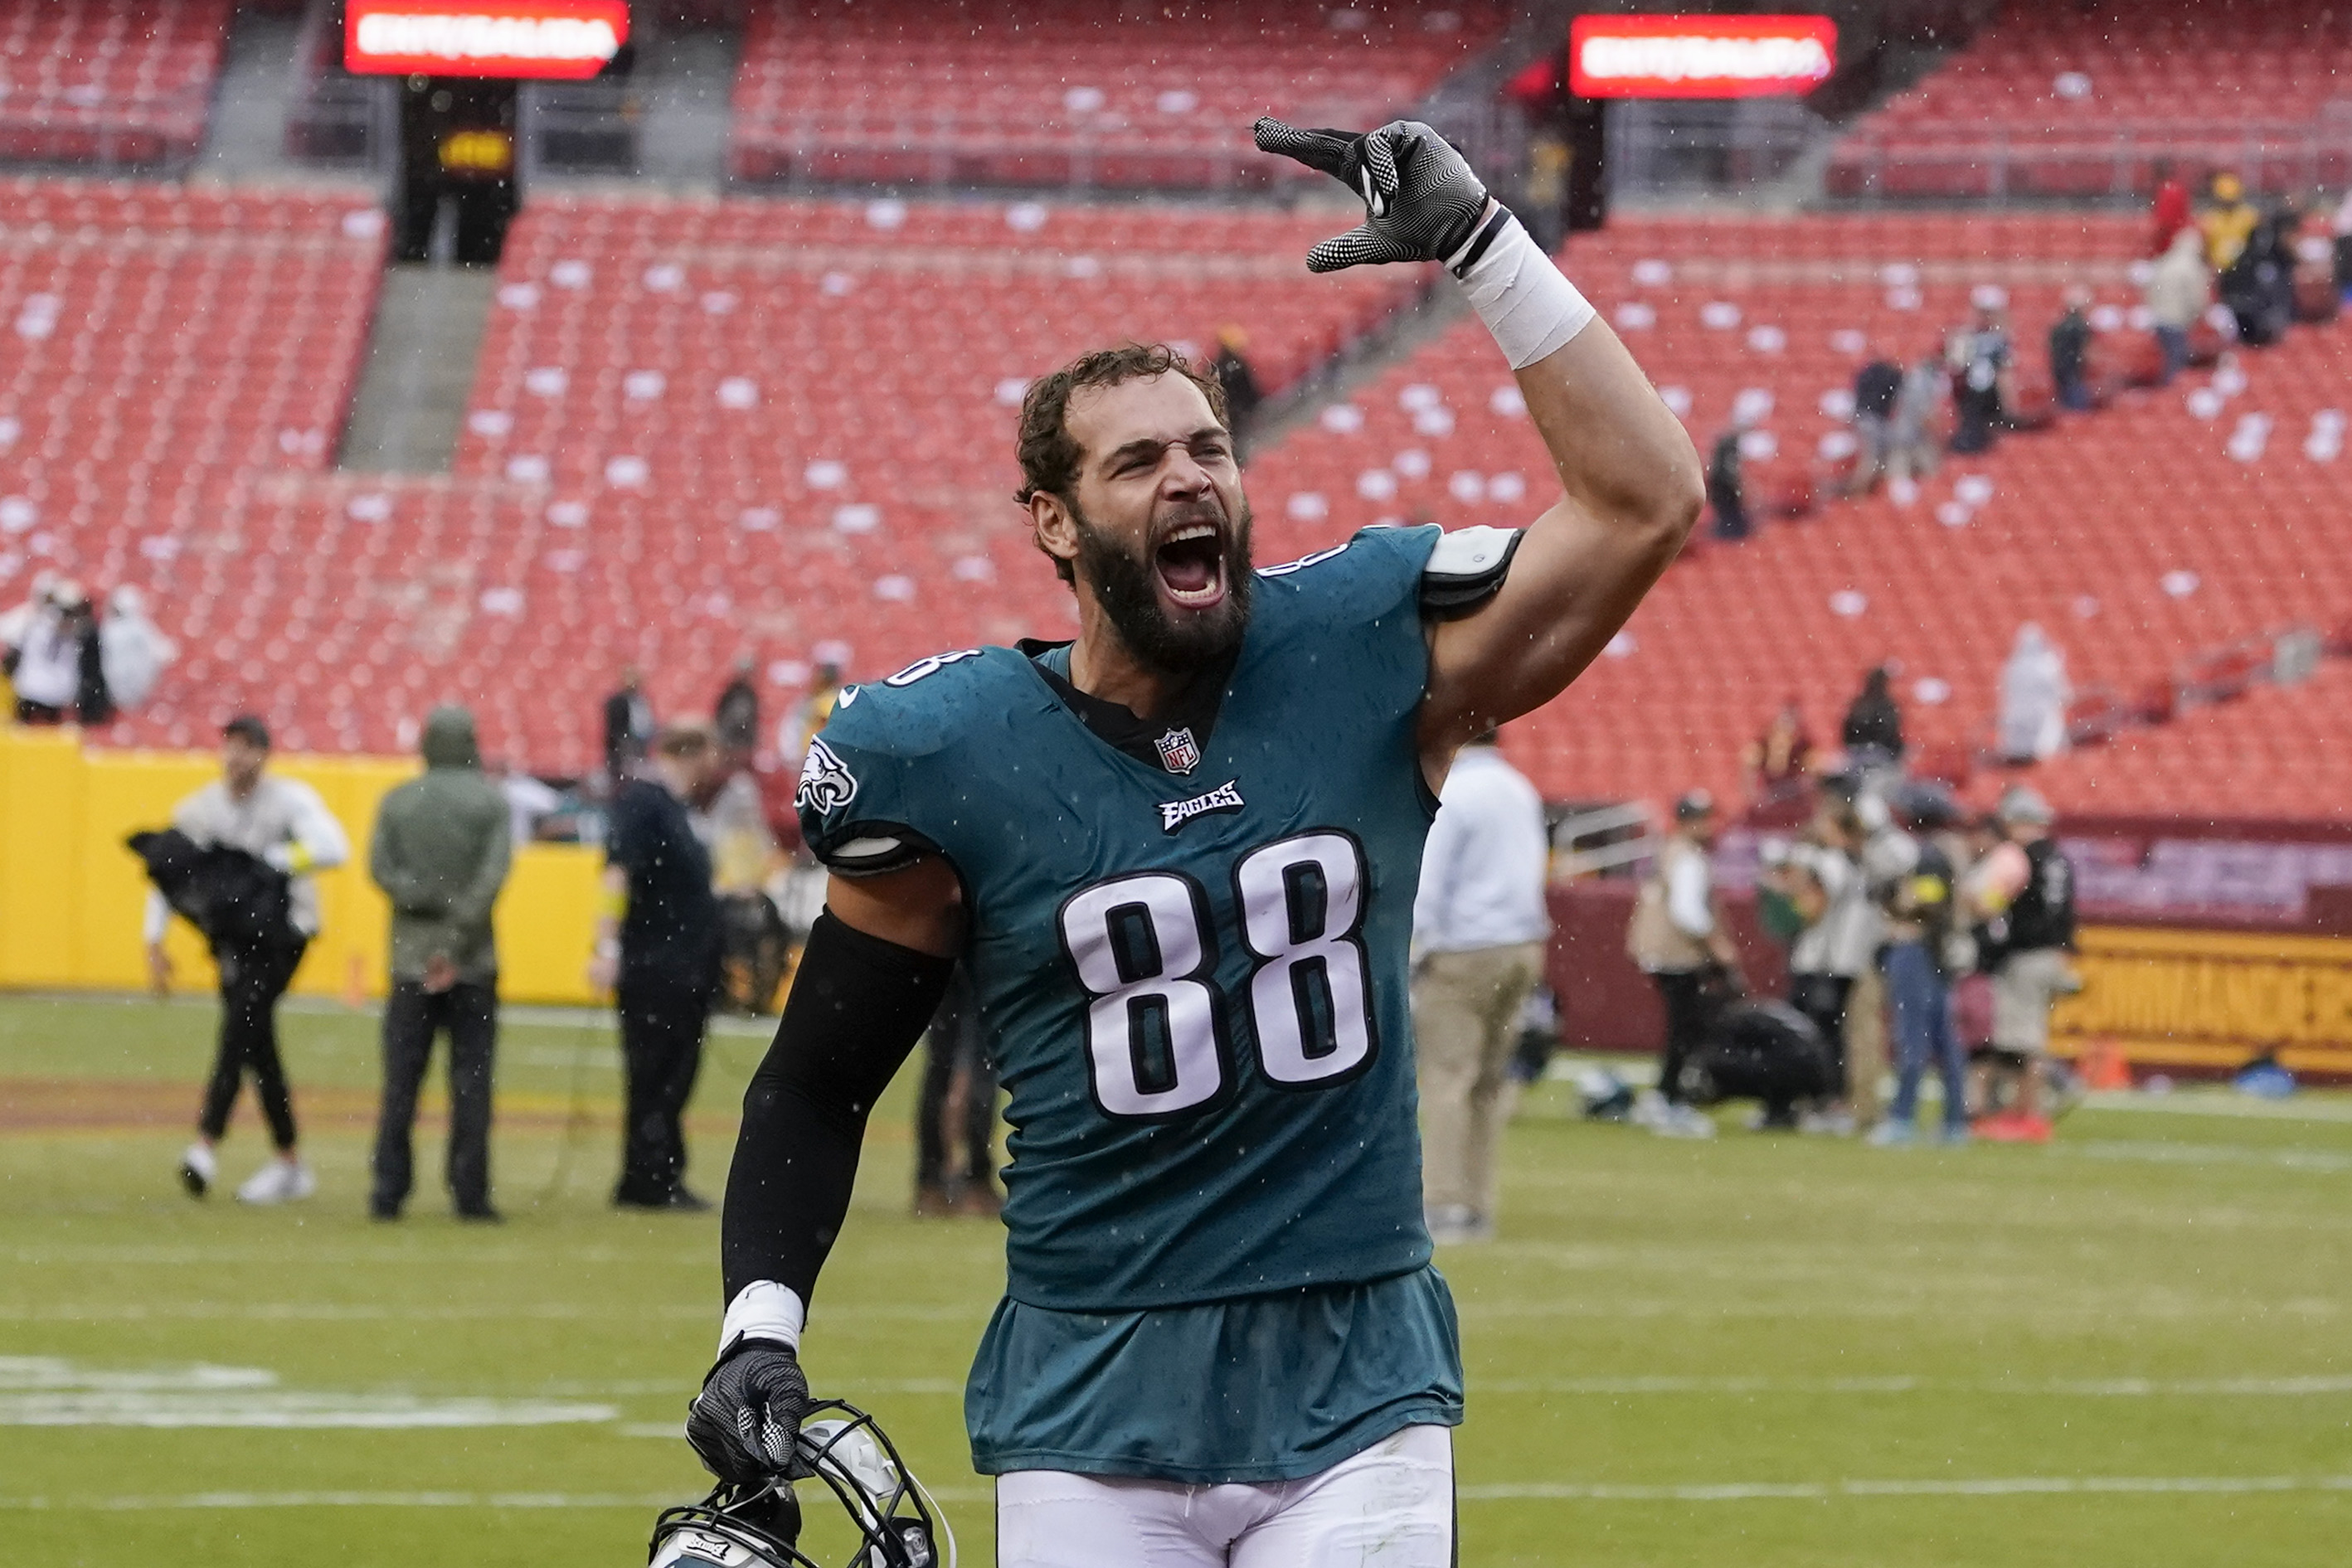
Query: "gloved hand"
685 1338 811 1487
1253 117 1490 273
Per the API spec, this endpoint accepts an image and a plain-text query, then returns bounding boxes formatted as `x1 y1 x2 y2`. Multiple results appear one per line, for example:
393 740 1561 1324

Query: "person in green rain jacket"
367 704 512 1220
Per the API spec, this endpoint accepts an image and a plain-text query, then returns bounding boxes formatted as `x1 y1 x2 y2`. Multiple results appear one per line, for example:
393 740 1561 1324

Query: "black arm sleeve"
720 910 957 1308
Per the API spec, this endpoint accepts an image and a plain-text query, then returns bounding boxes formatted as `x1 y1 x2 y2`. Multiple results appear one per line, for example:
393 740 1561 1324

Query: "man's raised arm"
1254 118 1705 756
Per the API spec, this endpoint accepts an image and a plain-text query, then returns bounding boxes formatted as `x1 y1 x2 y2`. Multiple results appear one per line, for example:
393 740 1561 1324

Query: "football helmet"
650 1398 954 1568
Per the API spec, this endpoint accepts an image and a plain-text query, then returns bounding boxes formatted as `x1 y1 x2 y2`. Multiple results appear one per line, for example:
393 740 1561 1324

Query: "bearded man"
686 119 1704 1565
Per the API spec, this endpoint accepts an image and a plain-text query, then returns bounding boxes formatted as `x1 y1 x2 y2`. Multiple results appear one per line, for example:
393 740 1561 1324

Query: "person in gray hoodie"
368 705 513 1221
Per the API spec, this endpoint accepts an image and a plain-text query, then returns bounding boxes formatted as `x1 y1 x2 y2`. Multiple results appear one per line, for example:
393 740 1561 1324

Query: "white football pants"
996 1423 1453 1568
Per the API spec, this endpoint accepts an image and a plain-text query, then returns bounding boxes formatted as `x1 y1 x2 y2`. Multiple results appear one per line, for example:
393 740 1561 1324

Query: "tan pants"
1413 942 1545 1219
1844 962 1888 1125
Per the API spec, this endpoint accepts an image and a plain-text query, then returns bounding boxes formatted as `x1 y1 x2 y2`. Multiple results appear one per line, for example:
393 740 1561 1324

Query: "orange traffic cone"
344 953 369 1010
2078 1039 2132 1091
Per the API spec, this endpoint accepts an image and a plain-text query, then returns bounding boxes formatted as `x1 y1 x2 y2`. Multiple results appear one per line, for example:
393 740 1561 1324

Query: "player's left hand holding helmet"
653 1398 954 1568
1252 117 1490 273
686 1338 813 1487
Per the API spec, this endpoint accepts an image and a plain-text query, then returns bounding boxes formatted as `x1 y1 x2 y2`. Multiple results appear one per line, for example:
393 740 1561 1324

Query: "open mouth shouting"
1153 518 1229 611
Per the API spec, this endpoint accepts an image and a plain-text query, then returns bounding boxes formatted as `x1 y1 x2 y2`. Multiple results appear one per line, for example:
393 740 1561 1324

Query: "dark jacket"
370 706 512 983
715 676 760 753
2048 309 2092 388
1842 672 1905 759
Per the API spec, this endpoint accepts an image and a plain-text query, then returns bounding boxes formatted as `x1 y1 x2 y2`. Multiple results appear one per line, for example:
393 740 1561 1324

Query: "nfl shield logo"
1154 726 1201 775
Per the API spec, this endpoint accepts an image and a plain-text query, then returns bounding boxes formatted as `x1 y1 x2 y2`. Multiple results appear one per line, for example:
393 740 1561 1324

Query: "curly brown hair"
1015 343 1230 584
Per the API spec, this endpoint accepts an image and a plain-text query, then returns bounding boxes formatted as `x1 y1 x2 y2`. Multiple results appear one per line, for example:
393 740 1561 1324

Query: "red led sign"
1570 14 1838 100
346 0 630 80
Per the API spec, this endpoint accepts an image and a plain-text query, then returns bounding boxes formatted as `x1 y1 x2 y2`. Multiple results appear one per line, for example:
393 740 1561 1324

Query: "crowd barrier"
0 728 603 1006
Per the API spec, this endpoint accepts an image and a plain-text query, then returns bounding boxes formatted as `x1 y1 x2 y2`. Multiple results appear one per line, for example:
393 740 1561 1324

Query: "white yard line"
1458 1474 2352 1502
1476 1373 2352 1396
0 1476 2336 1511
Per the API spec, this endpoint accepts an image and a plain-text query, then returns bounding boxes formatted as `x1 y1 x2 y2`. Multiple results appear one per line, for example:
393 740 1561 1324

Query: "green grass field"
5 991 2351 1566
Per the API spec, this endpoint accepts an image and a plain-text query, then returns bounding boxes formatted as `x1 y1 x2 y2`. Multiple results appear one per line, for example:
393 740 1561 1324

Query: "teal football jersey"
798 525 1444 1311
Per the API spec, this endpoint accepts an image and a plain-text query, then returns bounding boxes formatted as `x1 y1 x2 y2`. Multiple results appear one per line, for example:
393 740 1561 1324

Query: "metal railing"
1550 801 1658 880
1827 115 2352 201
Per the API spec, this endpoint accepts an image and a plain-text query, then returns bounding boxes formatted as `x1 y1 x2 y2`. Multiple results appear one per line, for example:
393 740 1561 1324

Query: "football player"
687 119 1703 1565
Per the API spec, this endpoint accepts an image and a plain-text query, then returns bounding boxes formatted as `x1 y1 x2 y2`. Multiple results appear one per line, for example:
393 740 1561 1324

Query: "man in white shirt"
144 716 350 1204
1411 731 1551 1244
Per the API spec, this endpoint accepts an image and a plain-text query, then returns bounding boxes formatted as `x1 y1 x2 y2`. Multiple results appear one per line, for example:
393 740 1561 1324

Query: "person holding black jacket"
368 705 513 1222
589 719 724 1210
144 716 350 1204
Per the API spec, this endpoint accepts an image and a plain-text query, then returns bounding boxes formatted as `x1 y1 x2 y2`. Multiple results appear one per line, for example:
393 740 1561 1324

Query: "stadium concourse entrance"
394 75 520 265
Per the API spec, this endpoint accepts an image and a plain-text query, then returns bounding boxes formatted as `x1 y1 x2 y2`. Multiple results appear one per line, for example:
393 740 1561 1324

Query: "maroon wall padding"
1545 883 1787 1055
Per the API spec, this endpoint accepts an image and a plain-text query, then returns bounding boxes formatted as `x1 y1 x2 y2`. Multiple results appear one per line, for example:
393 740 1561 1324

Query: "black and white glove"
686 1338 811 1487
1253 117 1491 273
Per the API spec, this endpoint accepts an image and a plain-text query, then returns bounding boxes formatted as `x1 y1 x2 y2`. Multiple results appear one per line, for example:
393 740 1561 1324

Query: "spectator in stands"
146 715 351 1205
1846 352 1905 495
2200 172 2260 274
714 656 760 769
98 586 175 714
602 664 654 783
776 660 844 768
1867 786 1972 1148
1997 624 2072 763
1841 666 1905 769
2145 226 2212 383
368 705 511 1223
1627 790 1738 1140
913 965 1001 1219
1208 327 1263 451
2333 188 2352 302
2148 158 2193 257
2239 207 2299 346
1948 304 2011 455
1705 423 1749 540
0 569 59 661
7 580 88 724
2047 287 2095 412
1967 786 2077 1143
589 719 724 1210
1886 351 1945 492
1742 699 1815 804
1413 730 1552 1242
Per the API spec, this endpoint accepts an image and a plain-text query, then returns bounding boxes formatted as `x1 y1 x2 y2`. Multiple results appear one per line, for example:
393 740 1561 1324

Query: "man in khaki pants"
1412 731 1551 1244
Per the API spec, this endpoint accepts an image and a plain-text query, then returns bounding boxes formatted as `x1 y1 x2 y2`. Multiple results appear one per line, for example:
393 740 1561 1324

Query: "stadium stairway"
340 267 499 474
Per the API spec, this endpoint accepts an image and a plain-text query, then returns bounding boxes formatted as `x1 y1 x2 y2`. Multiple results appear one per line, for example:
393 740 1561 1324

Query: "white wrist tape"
720 1280 806 1355
1446 207 1595 370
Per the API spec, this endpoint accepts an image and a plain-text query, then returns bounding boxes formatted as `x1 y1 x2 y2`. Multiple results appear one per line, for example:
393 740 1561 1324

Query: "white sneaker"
178 1143 217 1198
1630 1089 1670 1129
236 1158 316 1205
1652 1103 1718 1139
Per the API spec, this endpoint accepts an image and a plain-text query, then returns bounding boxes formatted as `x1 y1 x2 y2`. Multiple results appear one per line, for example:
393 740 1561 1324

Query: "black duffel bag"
1680 998 1833 1115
